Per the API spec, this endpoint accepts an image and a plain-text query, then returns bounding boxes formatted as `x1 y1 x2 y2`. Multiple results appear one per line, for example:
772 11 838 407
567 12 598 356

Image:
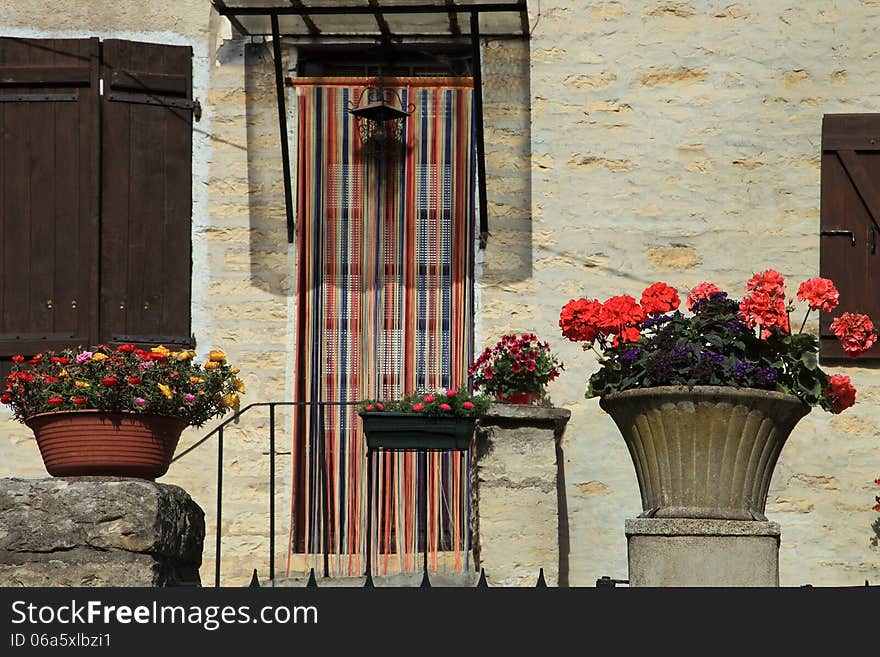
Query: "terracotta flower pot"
599 386 810 521
494 391 539 405
25 410 188 480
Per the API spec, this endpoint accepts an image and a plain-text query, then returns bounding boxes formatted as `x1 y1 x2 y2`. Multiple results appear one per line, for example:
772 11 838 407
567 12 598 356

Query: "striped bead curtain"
288 78 476 577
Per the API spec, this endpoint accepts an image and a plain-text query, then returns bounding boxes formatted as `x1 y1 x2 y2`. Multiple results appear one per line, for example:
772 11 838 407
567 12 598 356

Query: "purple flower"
700 351 724 365
134 397 146 407
184 393 196 403
75 351 93 365
672 345 694 359
621 348 642 361
640 315 672 329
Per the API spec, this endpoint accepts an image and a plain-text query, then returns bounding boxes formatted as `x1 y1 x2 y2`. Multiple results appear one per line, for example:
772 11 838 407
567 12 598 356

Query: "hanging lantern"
348 84 414 157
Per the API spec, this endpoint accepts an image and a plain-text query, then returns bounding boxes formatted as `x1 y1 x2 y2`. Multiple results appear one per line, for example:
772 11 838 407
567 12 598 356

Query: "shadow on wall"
245 40 292 297
481 39 533 283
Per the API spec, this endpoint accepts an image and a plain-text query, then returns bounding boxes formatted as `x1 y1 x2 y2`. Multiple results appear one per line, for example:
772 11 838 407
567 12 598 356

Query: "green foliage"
359 387 490 418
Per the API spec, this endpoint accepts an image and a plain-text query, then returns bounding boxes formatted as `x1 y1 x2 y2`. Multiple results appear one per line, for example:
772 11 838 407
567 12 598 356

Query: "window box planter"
358 412 476 451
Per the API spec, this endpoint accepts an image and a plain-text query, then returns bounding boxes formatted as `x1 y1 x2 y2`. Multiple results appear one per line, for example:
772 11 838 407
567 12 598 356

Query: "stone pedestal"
626 518 780 587
473 403 570 587
0 477 205 587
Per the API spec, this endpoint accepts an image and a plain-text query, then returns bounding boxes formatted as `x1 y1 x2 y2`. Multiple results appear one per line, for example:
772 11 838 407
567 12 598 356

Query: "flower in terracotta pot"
560 273 873 412
467 333 563 404
2 343 245 427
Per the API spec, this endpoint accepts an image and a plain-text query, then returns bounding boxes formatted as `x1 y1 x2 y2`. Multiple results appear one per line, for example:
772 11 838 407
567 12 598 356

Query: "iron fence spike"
306 568 318 588
420 570 431 588
536 568 547 587
248 568 260 588
477 568 488 588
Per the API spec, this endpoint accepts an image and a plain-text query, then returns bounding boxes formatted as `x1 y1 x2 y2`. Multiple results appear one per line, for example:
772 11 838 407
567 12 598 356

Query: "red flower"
830 313 877 357
739 291 789 335
73 397 87 406
525 359 537 372
148 352 168 362
797 278 839 313
0 393 10 404
50 356 71 365
17 372 35 383
135 349 149 360
598 295 645 337
423 394 435 403
611 325 641 347
559 298 604 343
640 282 681 316
446 389 458 397
47 396 63 406
510 361 522 374
439 403 452 411
823 374 857 414
746 269 786 296
101 376 118 387
128 376 142 385
43 375 60 384
29 354 43 365
462 401 474 410
376 402 384 410
11 355 24 364
365 404 375 412
116 344 136 353
686 282 723 310
412 403 425 412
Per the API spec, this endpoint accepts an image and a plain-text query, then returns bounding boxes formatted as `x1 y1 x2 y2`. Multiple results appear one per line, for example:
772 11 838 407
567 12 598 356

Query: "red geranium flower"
412 403 425 412
0 393 10 404
823 374 857 414
375 402 384 410
439 403 452 411
830 312 877 357
50 356 71 365
128 376 142 385
446 389 458 397
797 277 839 313
29 354 43 365
73 397 87 406
746 269 786 296
640 282 681 316
598 295 645 337
423 394 435 403
462 401 474 410
117 344 136 353
686 282 723 310
11 355 24 364
101 376 118 387
559 298 604 343
47 396 63 406
365 404 374 411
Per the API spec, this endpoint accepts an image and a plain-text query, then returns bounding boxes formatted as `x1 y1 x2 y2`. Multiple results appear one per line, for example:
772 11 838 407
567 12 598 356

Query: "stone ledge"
478 403 571 430
625 517 781 538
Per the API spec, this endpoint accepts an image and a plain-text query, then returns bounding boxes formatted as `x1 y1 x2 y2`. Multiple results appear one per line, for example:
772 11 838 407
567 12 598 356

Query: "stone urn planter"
25 411 187 480
358 412 476 451
599 386 810 521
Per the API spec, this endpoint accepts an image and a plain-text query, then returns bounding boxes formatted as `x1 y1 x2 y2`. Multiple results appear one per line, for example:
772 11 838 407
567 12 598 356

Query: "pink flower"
746 269 786 296
830 313 877 357
686 282 723 310
75 351 93 365
423 395 435 403
525 359 536 372
184 393 196 403
797 277 839 313
365 404 375 411
412 403 425 412
439 403 452 411
375 402 384 410
134 397 146 407
446 389 458 397
462 401 474 410
510 361 522 374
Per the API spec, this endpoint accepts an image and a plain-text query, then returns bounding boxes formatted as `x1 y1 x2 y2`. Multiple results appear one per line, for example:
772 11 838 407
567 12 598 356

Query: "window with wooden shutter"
0 38 100 362
0 36 194 380
100 39 194 348
820 114 880 359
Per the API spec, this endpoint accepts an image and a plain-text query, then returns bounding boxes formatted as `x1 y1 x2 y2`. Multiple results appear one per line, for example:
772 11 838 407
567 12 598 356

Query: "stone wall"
489 0 880 586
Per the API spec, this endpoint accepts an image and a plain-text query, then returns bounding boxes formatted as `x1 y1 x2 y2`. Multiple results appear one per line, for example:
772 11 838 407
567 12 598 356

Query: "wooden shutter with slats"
0 38 100 360
100 39 194 348
820 114 880 359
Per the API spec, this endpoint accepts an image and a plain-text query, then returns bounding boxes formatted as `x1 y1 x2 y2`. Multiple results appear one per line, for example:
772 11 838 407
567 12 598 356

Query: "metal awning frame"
213 0 531 247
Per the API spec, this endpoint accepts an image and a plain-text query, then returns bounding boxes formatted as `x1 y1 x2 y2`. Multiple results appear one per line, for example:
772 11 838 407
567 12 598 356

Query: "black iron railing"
171 400 359 588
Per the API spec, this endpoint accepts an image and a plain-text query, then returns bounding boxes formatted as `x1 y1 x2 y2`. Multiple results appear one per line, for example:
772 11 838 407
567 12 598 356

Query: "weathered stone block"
0 477 205 587
626 518 780 587
473 403 570 587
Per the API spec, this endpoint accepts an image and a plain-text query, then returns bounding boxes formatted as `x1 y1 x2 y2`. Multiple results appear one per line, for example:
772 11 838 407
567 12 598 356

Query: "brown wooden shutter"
0 38 100 360
100 39 194 348
820 114 880 359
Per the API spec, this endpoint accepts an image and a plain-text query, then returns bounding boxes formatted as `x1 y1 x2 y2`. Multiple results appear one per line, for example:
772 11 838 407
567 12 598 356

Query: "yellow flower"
189 376 204 384
157 383 173 400
230 366 240 375
74 380 90 389
204 360 220 370
220 393 239 410
233 378 246 394
91 353 108 362
209 349 227 364
59 369 70 379
151 345 171 356
176 350 196 361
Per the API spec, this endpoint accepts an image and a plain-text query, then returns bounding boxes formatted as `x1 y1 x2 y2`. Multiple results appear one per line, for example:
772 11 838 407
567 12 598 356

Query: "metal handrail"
171 400 359 587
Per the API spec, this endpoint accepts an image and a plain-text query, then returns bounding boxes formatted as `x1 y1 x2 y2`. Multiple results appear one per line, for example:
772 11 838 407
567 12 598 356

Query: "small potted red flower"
358 388 489 450
468 333 563 404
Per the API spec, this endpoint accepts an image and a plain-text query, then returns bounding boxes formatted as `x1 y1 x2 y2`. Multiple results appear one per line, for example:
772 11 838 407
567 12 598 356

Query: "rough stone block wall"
477 0 880 586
